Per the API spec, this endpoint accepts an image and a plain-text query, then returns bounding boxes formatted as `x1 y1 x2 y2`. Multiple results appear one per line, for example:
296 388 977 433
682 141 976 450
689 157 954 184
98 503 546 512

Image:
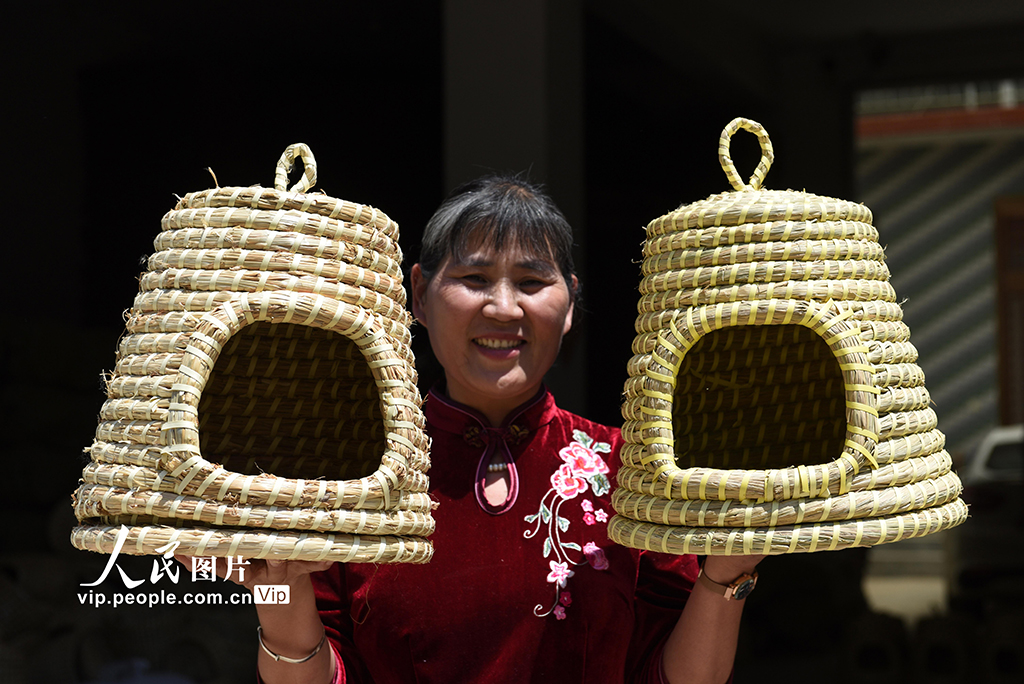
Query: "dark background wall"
3 1 1023 682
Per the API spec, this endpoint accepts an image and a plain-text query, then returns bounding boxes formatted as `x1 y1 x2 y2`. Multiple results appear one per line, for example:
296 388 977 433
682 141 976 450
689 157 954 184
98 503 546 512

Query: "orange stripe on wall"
857 106 1024 138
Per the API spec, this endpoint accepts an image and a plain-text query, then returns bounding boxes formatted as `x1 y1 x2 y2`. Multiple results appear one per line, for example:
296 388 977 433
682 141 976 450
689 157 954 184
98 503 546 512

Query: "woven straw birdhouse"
71 144 434 563
608 119 967 555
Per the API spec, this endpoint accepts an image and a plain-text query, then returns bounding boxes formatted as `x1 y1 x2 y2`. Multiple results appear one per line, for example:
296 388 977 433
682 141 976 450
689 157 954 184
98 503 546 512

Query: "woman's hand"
662 553 766 684
701 554 765 586
175 555 338 684
174 554 333 593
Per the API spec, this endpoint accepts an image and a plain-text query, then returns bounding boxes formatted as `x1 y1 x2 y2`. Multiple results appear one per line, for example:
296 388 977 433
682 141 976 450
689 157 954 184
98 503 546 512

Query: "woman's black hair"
418 174 577 300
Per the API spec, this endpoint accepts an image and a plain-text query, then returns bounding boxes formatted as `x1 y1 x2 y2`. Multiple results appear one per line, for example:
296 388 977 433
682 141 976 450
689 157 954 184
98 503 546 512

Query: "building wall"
856 105 1024 462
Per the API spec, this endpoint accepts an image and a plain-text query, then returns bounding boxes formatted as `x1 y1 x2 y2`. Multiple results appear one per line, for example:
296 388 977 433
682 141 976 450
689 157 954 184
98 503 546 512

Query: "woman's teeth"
475 338 523 349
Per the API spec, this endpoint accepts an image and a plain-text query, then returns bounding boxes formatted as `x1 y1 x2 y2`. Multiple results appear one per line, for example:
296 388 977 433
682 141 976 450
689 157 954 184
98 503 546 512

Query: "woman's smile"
412 239 577 426
473 337 524 350
473 335 526 360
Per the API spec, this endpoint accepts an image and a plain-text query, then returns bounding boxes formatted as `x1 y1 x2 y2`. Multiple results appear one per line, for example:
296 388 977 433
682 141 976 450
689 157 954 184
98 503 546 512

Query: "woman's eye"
461 274 487 284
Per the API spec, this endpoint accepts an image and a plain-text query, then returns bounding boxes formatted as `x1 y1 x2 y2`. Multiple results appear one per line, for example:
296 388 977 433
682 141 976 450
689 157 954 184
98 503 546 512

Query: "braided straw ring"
275 143 318 193
632 298 879 502
718 117 774 191
607 498 969 556
75 484 436 536
159 291 425 511
611 469 962 529
71 524 434 563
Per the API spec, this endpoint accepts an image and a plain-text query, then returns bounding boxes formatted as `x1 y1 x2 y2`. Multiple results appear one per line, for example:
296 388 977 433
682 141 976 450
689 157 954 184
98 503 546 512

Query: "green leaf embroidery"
557 516 569 532
524 514 538 524
563 542 582 551
592 441 611 454
540 504 551 523
543 537 552 558
589 474 611 497
573 429 593 448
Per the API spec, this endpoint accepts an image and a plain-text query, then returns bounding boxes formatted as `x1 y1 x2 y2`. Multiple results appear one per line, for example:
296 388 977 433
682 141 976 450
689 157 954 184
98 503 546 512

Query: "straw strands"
611 118 966 555
71 144 433 562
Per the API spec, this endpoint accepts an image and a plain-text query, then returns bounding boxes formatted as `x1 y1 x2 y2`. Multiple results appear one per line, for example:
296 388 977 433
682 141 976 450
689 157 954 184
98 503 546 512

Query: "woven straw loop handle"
718 117 774 191
274 143 318 193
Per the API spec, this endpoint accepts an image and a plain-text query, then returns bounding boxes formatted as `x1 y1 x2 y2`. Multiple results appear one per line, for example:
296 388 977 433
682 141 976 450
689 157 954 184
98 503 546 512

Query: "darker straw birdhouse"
71 144 434 563
609 118 967 555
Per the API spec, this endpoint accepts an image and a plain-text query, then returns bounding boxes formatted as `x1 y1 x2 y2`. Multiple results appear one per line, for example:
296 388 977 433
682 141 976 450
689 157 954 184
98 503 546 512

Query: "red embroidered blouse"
311 387 699 683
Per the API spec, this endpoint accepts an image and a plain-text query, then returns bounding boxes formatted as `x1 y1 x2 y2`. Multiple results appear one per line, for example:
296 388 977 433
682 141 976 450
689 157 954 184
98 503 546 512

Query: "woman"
232 175 761 684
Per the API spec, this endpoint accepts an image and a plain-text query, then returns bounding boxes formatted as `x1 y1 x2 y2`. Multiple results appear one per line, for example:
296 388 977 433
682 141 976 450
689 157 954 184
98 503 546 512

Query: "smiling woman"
410 238 576 427
236 174 760 684
409 175 581 426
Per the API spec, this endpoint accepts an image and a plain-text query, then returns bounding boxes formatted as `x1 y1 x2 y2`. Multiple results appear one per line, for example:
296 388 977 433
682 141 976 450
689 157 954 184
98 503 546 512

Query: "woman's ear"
563 274 579 335
410 263 428 328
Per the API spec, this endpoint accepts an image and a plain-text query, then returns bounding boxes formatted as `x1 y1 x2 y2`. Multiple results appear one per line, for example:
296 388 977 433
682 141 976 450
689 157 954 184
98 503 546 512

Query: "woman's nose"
483 281 523 320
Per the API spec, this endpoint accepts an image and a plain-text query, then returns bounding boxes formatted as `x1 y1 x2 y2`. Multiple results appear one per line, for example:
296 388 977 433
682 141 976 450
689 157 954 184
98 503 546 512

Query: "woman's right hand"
175 555 339 684
175 554 334 592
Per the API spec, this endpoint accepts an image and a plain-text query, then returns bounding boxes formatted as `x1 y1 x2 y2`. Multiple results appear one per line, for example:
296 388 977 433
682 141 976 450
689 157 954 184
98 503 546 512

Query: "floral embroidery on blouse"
524 429 612 618
583 542 609 570
547 560 574 587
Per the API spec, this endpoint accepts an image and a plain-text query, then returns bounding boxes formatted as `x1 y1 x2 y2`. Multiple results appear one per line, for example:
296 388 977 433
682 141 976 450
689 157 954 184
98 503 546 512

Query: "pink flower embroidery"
584 542 609 571
559 442 610 478
524 430 613 620
550 463 587 500
547 560 575 588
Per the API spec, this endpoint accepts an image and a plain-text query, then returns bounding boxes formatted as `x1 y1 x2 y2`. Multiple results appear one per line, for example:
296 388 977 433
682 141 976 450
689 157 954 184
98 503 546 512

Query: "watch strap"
697 568 730 596
697 567 758 600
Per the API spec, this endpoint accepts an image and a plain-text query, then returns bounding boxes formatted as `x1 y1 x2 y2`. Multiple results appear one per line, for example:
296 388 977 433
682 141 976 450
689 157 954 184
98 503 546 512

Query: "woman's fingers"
173 553 250 586
702 554 765 582
172 555 334 591
262 559 336 584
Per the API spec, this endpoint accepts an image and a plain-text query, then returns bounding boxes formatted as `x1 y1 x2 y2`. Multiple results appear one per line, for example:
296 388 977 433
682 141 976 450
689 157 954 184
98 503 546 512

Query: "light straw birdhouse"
71 144 434 563
609 118 967 555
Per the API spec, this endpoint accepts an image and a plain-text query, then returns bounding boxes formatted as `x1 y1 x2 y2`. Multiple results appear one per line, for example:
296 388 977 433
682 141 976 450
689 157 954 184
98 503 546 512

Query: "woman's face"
411 237 576 426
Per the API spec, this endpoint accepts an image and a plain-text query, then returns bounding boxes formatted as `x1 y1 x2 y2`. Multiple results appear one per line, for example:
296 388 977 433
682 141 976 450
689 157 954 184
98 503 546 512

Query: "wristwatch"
697 567 758 600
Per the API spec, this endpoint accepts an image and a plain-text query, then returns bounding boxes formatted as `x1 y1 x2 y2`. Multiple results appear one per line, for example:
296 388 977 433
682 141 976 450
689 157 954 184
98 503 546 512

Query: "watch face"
732 577 756 600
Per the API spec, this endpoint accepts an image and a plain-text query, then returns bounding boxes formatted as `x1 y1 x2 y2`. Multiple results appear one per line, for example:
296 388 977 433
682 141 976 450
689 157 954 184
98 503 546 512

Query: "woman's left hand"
701 553 765 584
661 552 767 684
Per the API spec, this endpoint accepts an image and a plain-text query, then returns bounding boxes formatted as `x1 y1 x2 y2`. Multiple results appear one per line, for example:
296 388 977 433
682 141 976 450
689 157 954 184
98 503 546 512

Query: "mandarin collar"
424 384 559 438
424 385 559 515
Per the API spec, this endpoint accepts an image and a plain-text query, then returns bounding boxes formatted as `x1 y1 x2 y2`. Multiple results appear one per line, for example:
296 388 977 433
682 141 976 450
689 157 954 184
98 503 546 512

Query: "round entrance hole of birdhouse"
672 324 847 471
197 321 384 482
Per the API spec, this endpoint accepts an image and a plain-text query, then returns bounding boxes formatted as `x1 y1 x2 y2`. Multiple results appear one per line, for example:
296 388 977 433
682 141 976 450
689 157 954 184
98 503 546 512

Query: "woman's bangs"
452 218 561 269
